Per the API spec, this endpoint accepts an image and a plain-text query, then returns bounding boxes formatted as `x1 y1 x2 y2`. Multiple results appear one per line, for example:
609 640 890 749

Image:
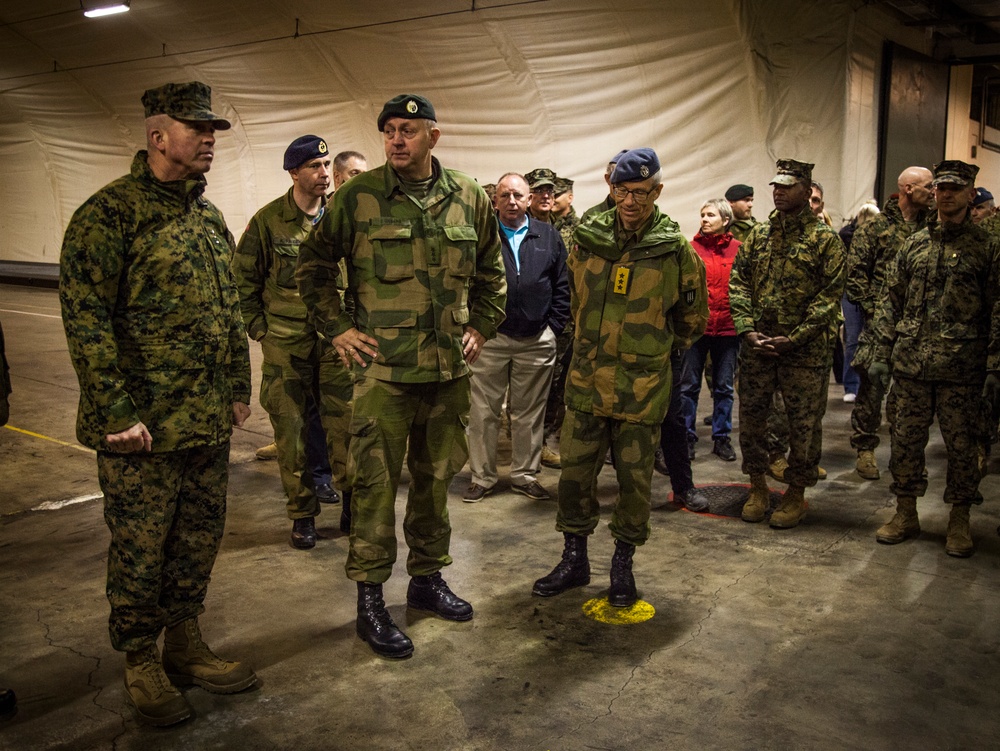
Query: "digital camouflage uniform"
60 152 251 652
729 204 846 487
845 195 928 451
872 214 1000 504
557 207 708 546
233 186 352 521
296 157 506 583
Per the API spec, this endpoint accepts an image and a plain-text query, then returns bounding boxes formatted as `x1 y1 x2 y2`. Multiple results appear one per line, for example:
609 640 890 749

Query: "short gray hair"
701 197 734 228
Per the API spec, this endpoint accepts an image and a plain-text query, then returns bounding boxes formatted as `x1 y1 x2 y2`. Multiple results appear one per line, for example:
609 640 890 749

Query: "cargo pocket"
347 416 389 490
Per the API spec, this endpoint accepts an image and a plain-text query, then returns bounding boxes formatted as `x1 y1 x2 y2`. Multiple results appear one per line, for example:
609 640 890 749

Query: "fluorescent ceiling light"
83 2 130 18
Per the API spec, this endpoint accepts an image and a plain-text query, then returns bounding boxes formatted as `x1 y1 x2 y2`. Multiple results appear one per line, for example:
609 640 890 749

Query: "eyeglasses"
612 186 654 204
531 186 554 196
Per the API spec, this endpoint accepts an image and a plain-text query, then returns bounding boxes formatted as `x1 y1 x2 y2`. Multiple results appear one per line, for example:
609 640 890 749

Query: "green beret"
377 94 436 131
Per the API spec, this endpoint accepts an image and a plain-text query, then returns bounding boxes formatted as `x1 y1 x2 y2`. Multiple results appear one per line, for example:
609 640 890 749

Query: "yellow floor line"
2 424 95 454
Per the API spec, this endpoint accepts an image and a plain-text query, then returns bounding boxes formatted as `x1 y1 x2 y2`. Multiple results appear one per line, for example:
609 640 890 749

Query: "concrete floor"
1 280 999 751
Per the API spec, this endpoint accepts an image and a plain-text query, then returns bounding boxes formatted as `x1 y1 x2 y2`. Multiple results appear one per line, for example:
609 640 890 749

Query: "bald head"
897 166 933 214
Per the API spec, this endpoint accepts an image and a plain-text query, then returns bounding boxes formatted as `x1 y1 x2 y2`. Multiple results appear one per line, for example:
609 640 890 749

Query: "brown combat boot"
741 474 770 523
124 645 193 727
766 453 788 482
770 485 807 529
945 503 974 558
162 619 257 694
875 495 919 544
856 449 880 480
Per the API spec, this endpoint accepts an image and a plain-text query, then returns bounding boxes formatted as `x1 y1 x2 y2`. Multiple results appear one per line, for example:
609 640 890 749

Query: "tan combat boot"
163 619 258 694
770 485 807 529
875 495 919 544
766 453 788 482
541 444 561 469
856 450 880 480
124 645 193 727
945 503 974 558
255 442 278 460
741 474 770 523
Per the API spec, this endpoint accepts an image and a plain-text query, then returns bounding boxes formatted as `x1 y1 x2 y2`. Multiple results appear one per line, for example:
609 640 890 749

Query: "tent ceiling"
872 0 1000 61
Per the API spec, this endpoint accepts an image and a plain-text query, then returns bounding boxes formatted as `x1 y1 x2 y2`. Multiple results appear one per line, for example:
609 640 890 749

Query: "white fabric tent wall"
0 0 892 266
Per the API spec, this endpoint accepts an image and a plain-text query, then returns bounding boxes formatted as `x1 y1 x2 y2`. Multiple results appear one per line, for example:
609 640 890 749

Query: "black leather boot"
532 532 590 597
340 491 352 535
407 572 473 621
608 539 637 607
356 583 413 659
290 517 316 549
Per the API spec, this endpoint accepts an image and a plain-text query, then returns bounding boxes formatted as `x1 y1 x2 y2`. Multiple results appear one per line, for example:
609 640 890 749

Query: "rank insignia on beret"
640 166 649 178
318 140 328 154
614 266 631 295
406 100 419 114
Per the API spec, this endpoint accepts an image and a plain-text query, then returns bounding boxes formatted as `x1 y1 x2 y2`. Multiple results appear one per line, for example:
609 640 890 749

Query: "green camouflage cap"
141 81 231 130
553 176 574 195
377 93 436 131
932 159 979 187
526 168 556 190
481 182 497 201
769 158 813 186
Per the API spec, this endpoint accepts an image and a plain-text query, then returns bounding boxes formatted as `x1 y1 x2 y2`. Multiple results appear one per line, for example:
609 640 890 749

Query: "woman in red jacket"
680 198 741 461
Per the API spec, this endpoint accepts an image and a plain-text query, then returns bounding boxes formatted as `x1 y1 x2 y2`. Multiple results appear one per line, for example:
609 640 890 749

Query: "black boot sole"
406 600 474 622
355 624 414 659
532 575 590 597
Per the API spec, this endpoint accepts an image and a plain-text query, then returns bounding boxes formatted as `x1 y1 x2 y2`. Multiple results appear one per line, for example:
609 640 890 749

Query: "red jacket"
691 231 740 337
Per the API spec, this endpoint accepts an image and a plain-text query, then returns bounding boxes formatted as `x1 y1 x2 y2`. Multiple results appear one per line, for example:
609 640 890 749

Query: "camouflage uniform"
844 195 928 450
872 214 1000 503
580 195 615 224
556 207 708 546
544 204 579 443
233 187 352 521
729 217 757 243
296 157 506 583
60 151 250 651
729 204 846 487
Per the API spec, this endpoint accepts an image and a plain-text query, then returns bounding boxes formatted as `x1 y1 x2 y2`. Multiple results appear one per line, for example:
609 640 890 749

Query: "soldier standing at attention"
532 148 708 608
59 82 257 726
729 158 846 530
233 135 353 550
844 166 933 481
297 94 506 659
869 160 1000 557
725 184 757 242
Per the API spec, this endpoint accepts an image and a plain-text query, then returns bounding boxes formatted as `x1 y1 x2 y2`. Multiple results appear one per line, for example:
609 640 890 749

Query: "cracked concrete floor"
2 282 1000 750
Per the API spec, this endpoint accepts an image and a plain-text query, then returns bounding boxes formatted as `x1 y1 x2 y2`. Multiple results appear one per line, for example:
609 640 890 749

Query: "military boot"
124 645 194 727
945 503 974 558
769 485 806 529
532 532 590 597
162 619 257 694
875 495 919 544
356 583 414 659
767 453 788 482
608 539 637 608
741 474 770 523
856 450 880 480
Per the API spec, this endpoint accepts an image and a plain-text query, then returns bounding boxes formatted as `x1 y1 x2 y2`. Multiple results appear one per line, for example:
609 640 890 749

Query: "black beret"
283 135 329 171
725 184 754 202
377 94 436 131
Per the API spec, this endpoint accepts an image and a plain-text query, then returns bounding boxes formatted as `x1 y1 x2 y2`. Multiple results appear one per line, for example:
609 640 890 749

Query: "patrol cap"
554 176 574 195
725 184 754 202
769 159 813 186
525 168 557 190
377 94 436 131
283 135 329 171
610 148 660 184
973 187 994 206
141 81 231 130
931 160 979 187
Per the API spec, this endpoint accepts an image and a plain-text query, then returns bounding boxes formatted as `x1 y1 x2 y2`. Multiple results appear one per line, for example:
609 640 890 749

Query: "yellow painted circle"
582 597 655 624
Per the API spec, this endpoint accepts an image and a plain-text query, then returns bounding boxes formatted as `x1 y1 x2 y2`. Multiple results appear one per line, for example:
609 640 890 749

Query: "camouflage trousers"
850 364 885 451
345 376 470 583
889 376 985 504
738 350 829 487
97 443 229 652
543 324 575 441
556 409 660 546
765 391 790 456
260 338 352 519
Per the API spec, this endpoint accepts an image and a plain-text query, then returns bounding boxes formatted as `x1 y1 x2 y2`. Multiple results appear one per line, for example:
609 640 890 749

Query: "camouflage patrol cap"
283 135 329 170
610 148 660 184
769 159 813 186
974 187 994 206
377 94 436 131
553 176 574 195
525 168 557 190
932 160 979 187
481 183 497 202
141 81 231 130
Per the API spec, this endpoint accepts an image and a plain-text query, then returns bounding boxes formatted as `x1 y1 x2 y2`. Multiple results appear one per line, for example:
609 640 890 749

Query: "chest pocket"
369 223 414 281
443 224 477 277
273 241 300 288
